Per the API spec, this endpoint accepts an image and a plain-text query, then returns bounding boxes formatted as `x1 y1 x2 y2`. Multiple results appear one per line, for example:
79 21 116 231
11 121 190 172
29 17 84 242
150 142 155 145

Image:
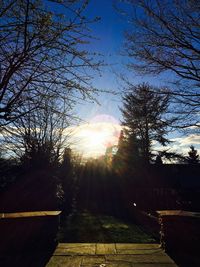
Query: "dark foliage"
185 145 199 164
0 157 20 191
120 83 174 165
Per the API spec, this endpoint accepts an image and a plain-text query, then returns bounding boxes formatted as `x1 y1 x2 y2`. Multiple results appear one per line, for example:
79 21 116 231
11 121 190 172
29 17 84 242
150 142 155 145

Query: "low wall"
157 210 200 266
0 211 61 254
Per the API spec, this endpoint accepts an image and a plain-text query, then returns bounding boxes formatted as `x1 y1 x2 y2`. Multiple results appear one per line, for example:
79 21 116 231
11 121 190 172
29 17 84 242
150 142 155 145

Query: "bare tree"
2 94 72 167
0 0 101 126
117 0 200 128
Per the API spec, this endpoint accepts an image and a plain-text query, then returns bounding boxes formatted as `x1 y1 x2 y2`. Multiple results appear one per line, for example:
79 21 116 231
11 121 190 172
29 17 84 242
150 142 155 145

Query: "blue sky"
74 0 172 123
1 0 199 159
73 0 127 122
61 0 200 157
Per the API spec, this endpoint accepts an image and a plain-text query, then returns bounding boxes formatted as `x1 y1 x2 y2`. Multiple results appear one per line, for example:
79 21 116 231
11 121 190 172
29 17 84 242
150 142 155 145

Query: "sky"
1 0 199 160
73 0 127 122
65 0 126 157
75 0 167 121
64 0 200 158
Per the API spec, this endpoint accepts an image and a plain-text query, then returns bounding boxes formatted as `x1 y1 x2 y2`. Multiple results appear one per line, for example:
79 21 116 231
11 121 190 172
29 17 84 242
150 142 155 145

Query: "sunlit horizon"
66 114 122 158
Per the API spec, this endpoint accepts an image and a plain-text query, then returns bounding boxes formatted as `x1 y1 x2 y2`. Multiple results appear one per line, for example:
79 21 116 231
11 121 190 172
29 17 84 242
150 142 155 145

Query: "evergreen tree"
120 83 174 165
155 155 163 165
186 146 199 164
61 148 72 173
124 130 141 167
113 129 141 173
112 130 127 172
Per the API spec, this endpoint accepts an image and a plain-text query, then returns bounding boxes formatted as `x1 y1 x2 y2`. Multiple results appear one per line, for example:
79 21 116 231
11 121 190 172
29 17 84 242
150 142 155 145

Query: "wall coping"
157 210 200 218
0 211 61 219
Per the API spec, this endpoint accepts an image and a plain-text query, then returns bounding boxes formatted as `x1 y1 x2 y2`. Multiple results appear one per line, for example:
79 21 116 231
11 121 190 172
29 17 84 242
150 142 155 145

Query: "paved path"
46 243 178 267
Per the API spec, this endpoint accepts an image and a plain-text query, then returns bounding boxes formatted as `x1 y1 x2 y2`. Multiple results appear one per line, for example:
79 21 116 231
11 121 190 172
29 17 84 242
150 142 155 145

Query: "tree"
113 130 126 171
155 155 163 165
120 83 174 164
61 148 73 174
59 147 73 211
113 129 140 172
0 0 101 126
185 145 199 164
118 0 200 128
2 93 71 168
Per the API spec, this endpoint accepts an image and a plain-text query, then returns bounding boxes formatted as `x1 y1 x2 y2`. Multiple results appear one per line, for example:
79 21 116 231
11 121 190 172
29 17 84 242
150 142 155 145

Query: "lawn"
58 211 155 243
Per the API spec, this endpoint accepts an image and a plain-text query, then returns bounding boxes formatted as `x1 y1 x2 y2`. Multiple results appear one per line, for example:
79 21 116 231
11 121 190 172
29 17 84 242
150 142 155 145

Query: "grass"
58 211 155 243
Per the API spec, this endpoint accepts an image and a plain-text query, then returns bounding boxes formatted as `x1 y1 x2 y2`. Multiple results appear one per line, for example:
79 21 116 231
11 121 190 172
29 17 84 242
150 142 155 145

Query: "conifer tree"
113 130 127 172
186 146 199 164
120 83 174 165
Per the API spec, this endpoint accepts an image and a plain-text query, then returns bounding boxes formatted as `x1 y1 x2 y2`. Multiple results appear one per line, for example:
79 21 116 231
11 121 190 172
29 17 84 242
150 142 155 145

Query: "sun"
68 115 122 158
78 124 116 157
86 130 109 147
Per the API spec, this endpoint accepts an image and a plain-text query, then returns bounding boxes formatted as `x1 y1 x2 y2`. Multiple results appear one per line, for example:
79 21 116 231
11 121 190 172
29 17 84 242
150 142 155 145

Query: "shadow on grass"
58 211 156 243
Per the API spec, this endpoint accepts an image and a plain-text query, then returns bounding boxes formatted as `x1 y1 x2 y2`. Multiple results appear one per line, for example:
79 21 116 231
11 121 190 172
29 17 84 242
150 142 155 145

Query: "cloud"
164 134 200 155
172 134 200 147
149 134 200 157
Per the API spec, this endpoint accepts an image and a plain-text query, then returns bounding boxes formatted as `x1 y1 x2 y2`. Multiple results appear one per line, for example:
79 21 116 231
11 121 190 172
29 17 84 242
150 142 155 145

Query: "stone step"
46 243 178 267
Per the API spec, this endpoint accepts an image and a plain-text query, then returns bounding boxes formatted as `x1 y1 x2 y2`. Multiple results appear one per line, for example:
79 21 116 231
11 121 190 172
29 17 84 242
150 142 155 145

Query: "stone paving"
46 243 178 267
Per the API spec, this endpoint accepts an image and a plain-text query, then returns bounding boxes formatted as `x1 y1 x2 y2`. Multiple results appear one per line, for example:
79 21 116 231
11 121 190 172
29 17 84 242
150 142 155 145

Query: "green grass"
58 212 155 243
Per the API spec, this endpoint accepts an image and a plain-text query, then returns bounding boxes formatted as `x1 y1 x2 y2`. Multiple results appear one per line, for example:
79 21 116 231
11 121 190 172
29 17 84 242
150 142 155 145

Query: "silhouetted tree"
119 0 200 128
120 83 174 164
113 130 126 171
158 150 184 163
2 94 71 169
0 155 19 190
59 147 74 212
0 0 101 126
186 145 199 164
113 130 140 172
61 148 73 173
155 155 163 165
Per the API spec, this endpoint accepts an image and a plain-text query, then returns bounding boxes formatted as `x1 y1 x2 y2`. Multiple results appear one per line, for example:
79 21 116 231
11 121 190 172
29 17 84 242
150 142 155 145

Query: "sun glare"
87 130 109 147
70 114 121 158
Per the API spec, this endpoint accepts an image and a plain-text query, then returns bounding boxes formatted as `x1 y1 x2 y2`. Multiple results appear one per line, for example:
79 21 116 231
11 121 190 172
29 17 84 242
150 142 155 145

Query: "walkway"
46 243 178 267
